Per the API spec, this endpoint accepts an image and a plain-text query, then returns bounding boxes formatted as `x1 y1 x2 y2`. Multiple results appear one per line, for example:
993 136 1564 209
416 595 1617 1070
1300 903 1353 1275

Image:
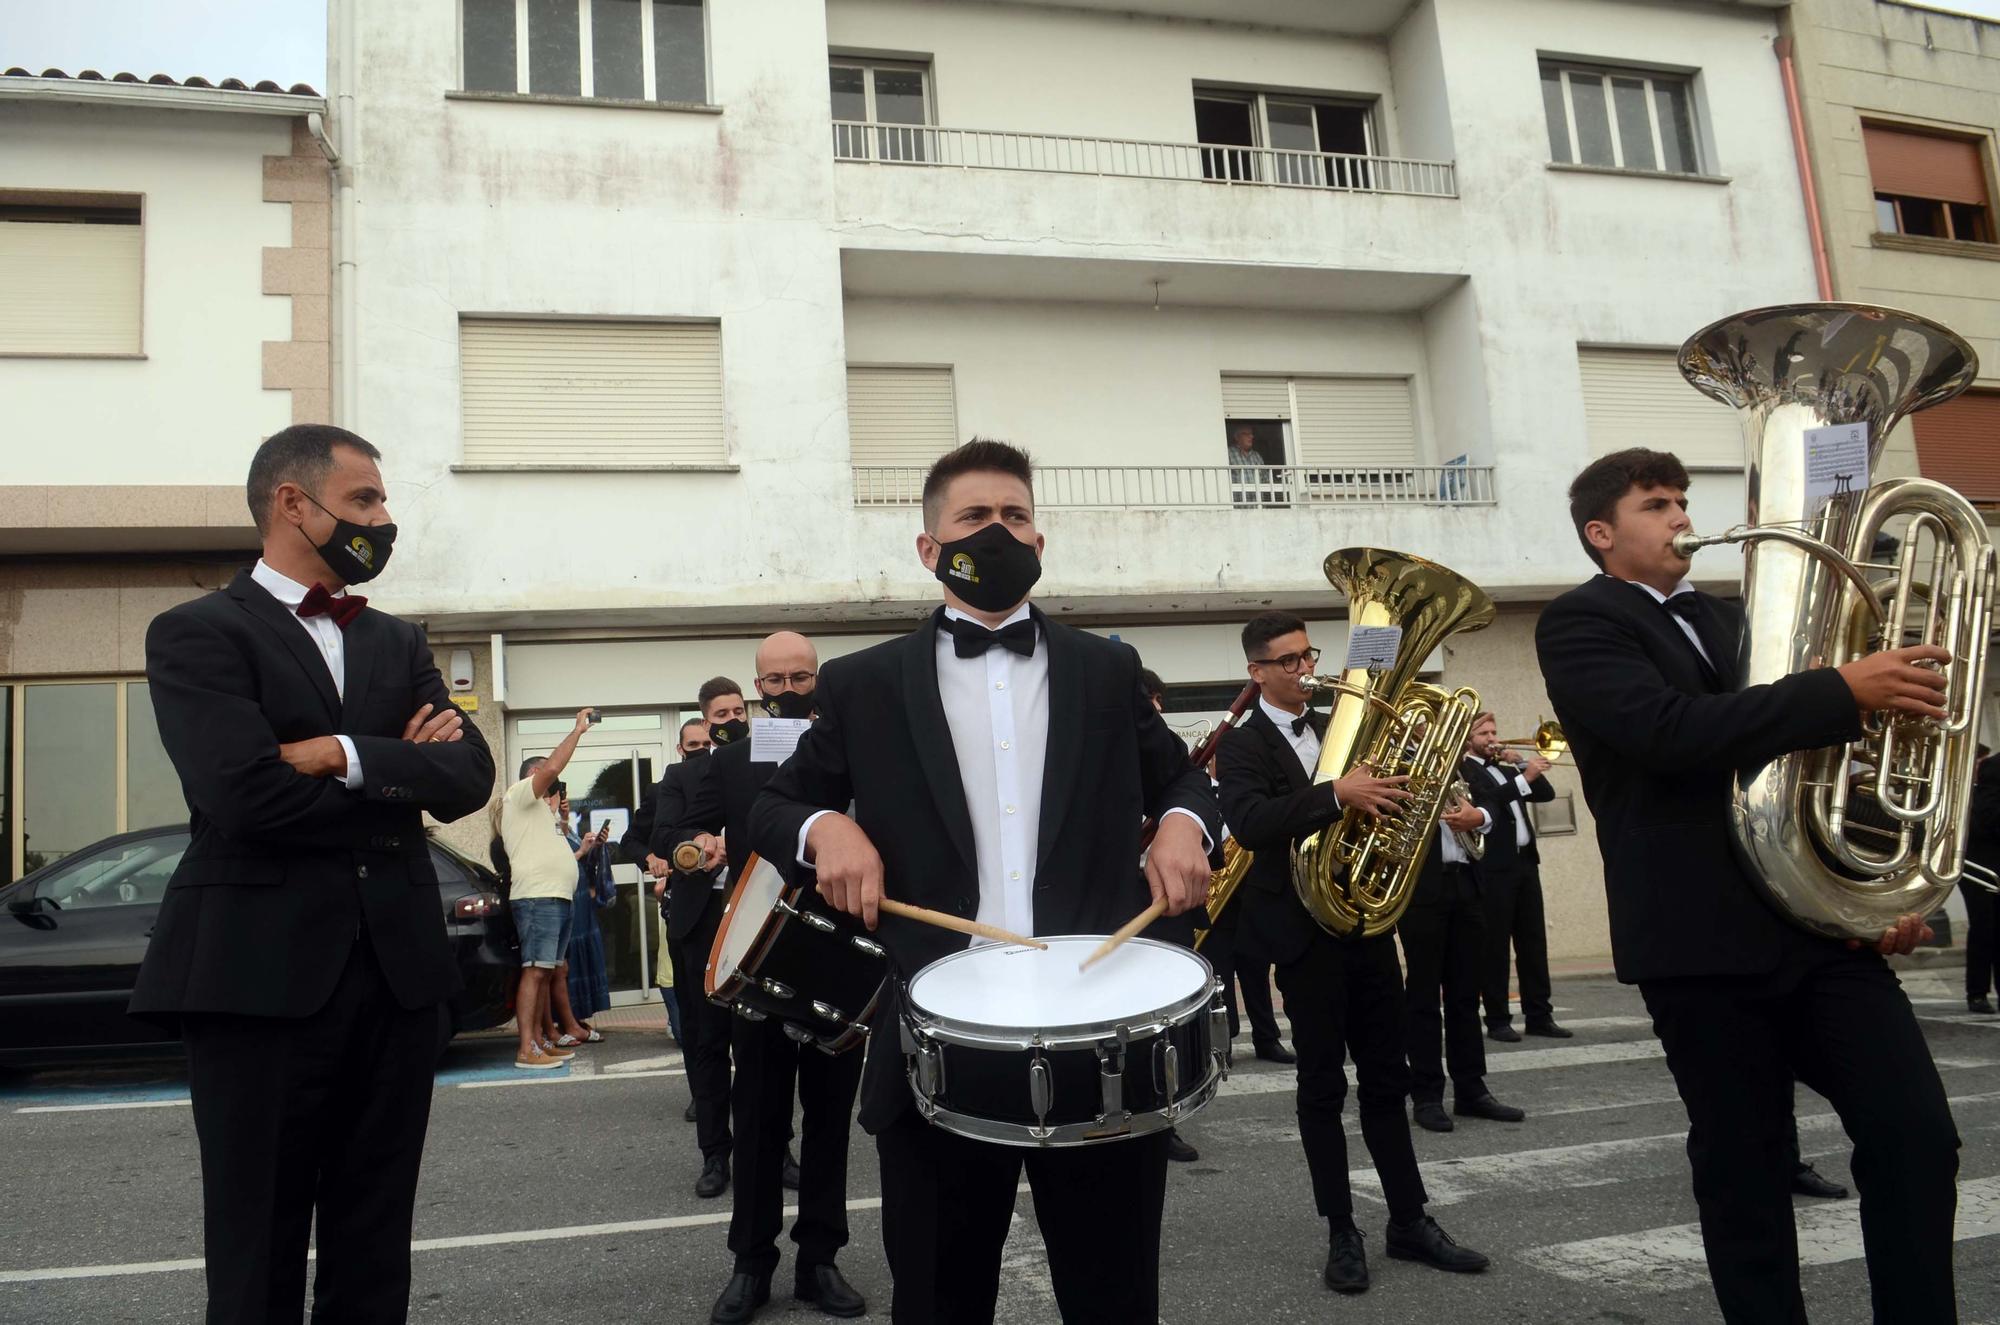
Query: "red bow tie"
298 582 366 630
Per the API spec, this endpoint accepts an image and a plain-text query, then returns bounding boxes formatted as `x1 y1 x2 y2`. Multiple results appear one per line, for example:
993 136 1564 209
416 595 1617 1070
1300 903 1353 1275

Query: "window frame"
0 188 146 360
458 0 711 106
1541 60 1702 176
829 57 935 162
1192 87 1379 185
1862 120 1999 247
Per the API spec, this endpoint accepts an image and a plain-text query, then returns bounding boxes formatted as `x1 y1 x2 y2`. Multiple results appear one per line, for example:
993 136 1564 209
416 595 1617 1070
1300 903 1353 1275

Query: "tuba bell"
1291 548 1495 937
1673 303 1996 940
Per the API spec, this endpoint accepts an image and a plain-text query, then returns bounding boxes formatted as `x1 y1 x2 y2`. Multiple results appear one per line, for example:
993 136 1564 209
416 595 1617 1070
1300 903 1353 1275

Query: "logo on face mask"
947 552 978 584
347 536 376 571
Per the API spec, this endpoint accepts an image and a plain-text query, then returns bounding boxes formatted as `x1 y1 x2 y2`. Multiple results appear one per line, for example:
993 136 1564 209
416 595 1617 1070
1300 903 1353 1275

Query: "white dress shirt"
1621 575 1711 667
1478 759 1534 849
251 559 364 790
1260 696 1322 778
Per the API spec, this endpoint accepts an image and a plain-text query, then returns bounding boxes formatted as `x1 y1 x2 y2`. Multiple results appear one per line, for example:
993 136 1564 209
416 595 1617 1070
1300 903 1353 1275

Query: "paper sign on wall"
749 717 812 765
1343 625 1404 671
1803 422 1870 518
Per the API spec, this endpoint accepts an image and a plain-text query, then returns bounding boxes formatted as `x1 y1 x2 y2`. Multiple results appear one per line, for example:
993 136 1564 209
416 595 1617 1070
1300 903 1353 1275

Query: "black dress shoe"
1791 1163 1849 1200
710 1269 771 1324
1412 1102 1454 1133
1385 1215 1490 1273
1454 1093 1526 1123
1971 995 1995 1015
696 1153 731 1199
1254 1041 1298 1065
794 1263 866 1318
782 1147 801 1191
683 1098 698 1122
1486 1023 1522 1043
1165 1129 1199 1163
1323 1227 1369 1294
1525 1018 1574 1039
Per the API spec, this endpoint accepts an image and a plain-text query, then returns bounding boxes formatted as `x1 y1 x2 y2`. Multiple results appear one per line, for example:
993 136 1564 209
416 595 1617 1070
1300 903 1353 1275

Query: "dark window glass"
830 66 866 157
0 687 10 886
1898 195 1949 239
873 69 928 163
654 0 706 103
23 684 116 875
125 683 183 832
1655 81 1697 172
462 0 518 93
1569 75 1614 167
1948 203 1994 243
1611 77 1654 171
528 0 581 97
1195 97 1257 182
1541 67 1570 163
592 0 644 100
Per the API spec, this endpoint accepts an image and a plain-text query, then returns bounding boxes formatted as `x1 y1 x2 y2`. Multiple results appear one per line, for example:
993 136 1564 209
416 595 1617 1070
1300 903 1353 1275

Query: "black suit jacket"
654 739 772 940
1405 753 1494 910
1468 755 1556 872
1535 574 1861 983
1214 706 1340 968
130 571 495 1023
749 607 1221 1132
636 758 724 942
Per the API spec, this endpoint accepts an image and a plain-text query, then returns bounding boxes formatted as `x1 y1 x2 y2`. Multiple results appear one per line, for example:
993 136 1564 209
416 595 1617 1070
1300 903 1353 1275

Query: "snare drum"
900 936 1226 1147
706 854 887 1054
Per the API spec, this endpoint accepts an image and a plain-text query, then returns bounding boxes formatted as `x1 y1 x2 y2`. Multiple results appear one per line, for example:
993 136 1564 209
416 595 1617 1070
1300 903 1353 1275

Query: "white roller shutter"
0 220 142 354
1579 347 1741 469
846 366 958 464
1292 377 1418 465
1220 373 1292 421
459 319 724 465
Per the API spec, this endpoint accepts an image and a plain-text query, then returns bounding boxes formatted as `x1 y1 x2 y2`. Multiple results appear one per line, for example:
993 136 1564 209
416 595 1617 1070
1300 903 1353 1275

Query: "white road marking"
15 1099 192 1115
1522 1173 2000 1291
601 1053 685 1073
454 1067 685 1090
1217 1037 1668 1100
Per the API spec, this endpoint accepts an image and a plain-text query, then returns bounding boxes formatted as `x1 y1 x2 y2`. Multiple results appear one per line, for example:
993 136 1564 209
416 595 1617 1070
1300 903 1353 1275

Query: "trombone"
1493 718 1570 767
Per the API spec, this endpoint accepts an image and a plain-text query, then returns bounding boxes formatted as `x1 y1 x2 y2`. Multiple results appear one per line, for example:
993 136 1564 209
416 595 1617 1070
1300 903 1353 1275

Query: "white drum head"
907 936 1209 1032
707 854 788 994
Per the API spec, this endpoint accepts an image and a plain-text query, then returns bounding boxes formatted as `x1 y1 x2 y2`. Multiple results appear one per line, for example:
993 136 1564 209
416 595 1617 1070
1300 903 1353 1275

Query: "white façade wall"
0 102 295 484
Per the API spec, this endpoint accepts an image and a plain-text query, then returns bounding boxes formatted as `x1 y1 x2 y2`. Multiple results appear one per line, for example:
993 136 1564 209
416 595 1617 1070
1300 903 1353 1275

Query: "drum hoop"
904 936 1216 1048
704 851 791 1000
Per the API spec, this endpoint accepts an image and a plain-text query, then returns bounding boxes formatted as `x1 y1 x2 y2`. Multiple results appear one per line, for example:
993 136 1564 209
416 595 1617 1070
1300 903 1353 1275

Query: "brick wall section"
262 119 333 424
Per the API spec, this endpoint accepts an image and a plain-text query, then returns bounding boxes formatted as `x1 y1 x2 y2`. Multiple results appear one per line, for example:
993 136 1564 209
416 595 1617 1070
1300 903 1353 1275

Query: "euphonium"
1673 303 1996 940
1444 776 1486 862
1292 548 1495 937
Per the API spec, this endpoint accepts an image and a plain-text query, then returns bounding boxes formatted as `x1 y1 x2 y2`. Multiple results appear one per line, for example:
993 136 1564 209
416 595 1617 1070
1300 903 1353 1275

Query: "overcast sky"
3 0 1998 93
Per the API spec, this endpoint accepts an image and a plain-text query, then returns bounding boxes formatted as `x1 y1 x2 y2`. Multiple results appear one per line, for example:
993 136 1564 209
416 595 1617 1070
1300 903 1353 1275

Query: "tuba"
1673 303 1996 940
1291 548 1495 937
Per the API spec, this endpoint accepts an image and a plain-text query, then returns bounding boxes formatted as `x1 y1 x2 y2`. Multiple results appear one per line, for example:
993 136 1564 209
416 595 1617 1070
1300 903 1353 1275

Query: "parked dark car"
0 824 517 1060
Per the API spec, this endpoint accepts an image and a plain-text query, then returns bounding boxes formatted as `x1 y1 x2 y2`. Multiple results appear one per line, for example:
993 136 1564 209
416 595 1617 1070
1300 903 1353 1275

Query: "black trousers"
1399 864 1488 1104
877 1112 1169 1324
727 1015 864 1276
1203 907 1283 1049
1271 927 1428 1225
181 931 442 1325
1640 945 1959 1325
1481 859 1554 1027
1961 877 1999 999
678 894 736 1162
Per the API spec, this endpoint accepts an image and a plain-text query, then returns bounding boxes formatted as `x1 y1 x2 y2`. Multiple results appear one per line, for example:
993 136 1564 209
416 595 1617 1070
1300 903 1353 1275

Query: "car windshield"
35 834 189 911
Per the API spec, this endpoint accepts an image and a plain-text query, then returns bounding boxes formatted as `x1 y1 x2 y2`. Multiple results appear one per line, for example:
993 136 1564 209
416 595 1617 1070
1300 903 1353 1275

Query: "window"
830 60 932 162
1541 61 1699 175
1865 123 1995 245
1219 373 1418 504
1194 91 1375 186
847 365 957 503
1912 389 2000 504
0 194 142 355
461 0 707 103
458 318 725 466
34 835 186 911
1577 348 1738 468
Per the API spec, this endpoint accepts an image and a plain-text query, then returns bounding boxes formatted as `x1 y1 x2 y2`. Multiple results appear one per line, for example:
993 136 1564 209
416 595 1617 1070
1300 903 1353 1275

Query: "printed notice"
749 717 812 765
1343 625 1405 671
1803 422 1870 518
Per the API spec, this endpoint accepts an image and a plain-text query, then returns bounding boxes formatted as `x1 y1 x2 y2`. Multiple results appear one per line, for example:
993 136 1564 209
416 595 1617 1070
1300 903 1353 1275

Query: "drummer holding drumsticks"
751 439 1220 1325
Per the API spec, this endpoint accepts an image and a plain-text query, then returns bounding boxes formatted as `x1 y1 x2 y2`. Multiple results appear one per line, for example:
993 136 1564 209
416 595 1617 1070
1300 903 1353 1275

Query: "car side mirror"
6 894 47 915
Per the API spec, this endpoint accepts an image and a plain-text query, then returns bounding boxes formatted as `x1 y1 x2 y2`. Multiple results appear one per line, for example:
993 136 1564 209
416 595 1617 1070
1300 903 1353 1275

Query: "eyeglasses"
758 671 817 691
1250 647 1321 674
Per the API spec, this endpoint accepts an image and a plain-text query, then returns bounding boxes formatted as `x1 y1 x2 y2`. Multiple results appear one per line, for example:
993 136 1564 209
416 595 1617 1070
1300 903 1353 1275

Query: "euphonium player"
1536 448 1959 1324
1216 611 1489 1296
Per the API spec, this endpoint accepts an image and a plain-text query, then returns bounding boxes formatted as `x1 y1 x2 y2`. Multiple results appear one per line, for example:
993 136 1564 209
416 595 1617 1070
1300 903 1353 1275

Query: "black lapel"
1249 706 1310 792
1603 577 1714 695
1695 593 1744 691
1035 610 1085 869
226 571 340 722
338 608 383 729
901 609 977 876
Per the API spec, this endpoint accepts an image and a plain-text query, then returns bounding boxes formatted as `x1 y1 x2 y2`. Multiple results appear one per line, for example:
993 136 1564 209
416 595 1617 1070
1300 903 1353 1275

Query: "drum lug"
760 978 795 1000
850 935 885 958
1028 1055 1053 1127
810 999 846 1024
1209 992 1231 1082
912 1040 944 1100
796 910 837 933
733 1002 767 1022
783 1022 815 1045
1097 1043 1126 1125
1153 1038 1180 1105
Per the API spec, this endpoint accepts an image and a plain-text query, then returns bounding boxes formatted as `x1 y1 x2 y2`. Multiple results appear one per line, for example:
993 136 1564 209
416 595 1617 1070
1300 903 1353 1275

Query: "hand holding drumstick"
809 812 1043 948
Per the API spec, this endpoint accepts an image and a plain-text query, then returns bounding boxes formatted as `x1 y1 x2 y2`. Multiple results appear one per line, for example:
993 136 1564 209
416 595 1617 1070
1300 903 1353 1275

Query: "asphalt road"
5 960 2000 1324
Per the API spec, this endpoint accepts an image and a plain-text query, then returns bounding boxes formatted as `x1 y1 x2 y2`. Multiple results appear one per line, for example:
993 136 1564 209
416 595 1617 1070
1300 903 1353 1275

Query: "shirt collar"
942 602 1034 632
1259 696 1310 734
252 559 343 613
1614 574 1695 607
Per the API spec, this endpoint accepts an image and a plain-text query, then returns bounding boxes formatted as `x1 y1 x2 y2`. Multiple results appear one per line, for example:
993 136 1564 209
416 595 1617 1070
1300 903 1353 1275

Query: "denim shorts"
511 897 574 969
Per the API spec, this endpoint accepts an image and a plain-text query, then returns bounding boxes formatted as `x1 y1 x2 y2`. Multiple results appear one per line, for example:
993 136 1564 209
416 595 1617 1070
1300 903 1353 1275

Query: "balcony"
831 122 1457 199
851 463 1496 509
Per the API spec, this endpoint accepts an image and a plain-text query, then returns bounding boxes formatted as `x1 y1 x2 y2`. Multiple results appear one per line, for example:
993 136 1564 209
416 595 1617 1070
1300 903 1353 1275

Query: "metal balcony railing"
831 122 1457 198
852 464 1496 508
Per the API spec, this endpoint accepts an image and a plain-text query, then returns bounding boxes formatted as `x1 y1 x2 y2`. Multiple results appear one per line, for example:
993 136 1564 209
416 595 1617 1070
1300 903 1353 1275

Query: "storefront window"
23 683 117 875
125 682 185 831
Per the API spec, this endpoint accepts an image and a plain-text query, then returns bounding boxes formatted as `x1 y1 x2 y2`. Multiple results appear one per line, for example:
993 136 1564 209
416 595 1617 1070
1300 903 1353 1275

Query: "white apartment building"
324 0 1825 1001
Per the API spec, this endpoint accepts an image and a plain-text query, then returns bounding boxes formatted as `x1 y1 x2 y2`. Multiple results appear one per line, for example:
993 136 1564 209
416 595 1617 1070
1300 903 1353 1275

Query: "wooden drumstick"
671 841 705 872
878 898 1047 950
1079 899 1167 972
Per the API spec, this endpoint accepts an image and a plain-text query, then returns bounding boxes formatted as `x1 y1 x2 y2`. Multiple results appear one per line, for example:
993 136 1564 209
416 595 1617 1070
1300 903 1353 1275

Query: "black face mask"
931 521 1041 613
710 718 749 747
301 492 396 585
760 690 816 721
681 745 711 760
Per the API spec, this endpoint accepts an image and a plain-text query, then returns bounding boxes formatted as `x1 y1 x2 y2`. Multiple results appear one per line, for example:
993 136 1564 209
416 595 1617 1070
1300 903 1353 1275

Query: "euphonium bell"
1291 548 1494 938
1673 303 1995 940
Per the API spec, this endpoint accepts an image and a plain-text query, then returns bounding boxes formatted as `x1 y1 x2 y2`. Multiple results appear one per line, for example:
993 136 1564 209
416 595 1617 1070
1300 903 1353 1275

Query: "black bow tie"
945 615 1037 659
1662 593 1704 623
1291 714 1311 737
